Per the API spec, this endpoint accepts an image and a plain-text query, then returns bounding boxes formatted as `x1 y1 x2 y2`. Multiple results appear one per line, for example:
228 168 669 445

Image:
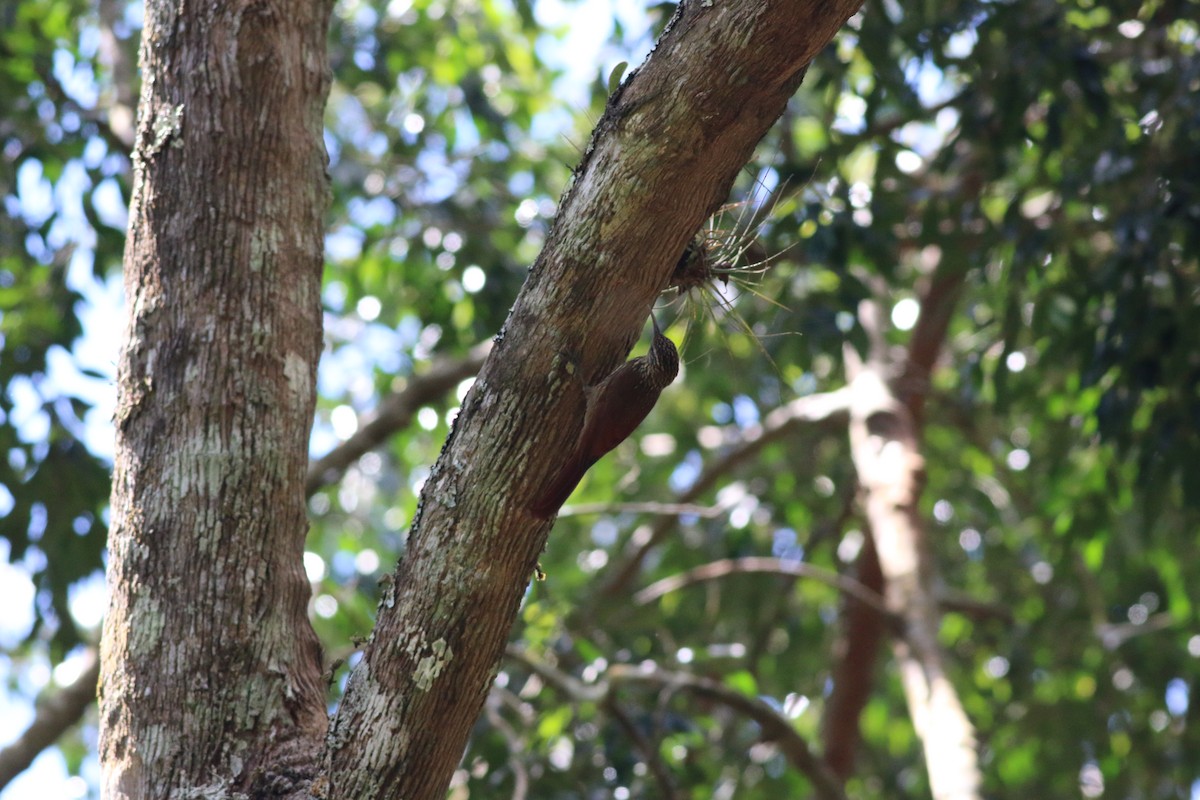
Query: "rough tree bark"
320 2 863 798
99 1 334 797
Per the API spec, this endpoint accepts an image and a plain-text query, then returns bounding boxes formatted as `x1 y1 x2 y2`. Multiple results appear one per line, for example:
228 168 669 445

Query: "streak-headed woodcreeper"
530 314 679 517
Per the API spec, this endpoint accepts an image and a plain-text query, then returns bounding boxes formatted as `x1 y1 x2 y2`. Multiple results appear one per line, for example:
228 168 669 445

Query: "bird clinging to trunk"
530 314 679 517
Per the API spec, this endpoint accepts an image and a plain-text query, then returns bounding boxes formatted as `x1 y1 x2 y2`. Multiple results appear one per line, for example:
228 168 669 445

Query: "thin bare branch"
0 651 98 790
632 556 895 622
1095 611 1176 650
604 699 679 800
483 693 531 800
505 646 607 702
600 388 852 597
898 265 967 426
610 664 847 800
304 342 490 497
506 648 847 800
939 592 1015 625
558 500 730 518
36 62 130 158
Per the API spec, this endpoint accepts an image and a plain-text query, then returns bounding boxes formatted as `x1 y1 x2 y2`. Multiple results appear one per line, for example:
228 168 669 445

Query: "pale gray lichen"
150 104 185 156
412 638 453 691
379 574 396 609
283 351 311 404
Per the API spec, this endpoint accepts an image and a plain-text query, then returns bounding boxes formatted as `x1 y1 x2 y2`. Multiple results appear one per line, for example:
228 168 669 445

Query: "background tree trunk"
99 2 334 797
845 286 983 800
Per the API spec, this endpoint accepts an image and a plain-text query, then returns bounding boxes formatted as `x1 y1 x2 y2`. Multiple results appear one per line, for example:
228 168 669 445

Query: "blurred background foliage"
1 0 1198 797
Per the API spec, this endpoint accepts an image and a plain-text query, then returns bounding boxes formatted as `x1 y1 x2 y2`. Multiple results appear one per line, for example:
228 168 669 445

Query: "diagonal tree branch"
0 651 99 790
604 698 680 800
557 500 730 518
607 664 847 800
632 555 896 621
321 2 865 796
506 647 847 800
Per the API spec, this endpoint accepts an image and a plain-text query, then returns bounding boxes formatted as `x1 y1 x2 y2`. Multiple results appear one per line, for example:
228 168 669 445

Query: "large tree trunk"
99 2 334 797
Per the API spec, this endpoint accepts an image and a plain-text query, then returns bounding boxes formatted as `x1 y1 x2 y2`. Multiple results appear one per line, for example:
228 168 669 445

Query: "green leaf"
606 61 628 96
